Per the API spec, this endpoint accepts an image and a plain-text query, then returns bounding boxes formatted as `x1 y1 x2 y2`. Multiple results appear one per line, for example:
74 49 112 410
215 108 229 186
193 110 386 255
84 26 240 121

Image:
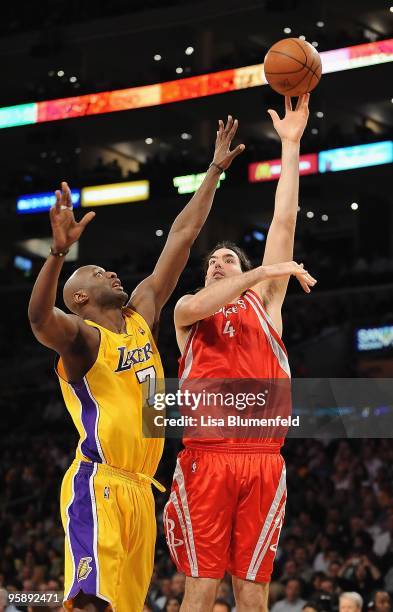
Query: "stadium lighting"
351 202 359 210
154 54 162 61
312 41 319 47
155 229 164 236
69 76 77 83
1 38 393 130
185 47 194 55
145 137 153 144
322 214 328 221
299 35 306 40
176 67 184 74
316 111 324 118
316 21 325 27
307 211 314 218
283 27 291 34
81 181 149 207
57 70 65 77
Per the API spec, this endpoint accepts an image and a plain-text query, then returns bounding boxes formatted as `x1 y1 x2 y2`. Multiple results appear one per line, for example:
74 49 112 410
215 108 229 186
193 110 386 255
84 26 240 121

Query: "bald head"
63 265 128 315
63 265 95 314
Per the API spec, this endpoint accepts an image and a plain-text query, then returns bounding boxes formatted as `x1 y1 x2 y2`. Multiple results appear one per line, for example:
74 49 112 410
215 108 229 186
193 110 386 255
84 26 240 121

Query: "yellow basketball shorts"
60 460 157 612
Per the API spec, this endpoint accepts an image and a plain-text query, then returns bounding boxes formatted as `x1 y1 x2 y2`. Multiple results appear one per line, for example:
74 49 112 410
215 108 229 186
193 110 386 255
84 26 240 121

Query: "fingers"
224 115 234 135
61 181 72 208
295 93 310 111
227 143 245 162
216 119 224 141
78 211 96 228
267 109 280 123
54 190 62 213
295 95 303 111
299 277 311 293
228 118 239 141
285 96 292 113
305 272 317 284
296 270 317 293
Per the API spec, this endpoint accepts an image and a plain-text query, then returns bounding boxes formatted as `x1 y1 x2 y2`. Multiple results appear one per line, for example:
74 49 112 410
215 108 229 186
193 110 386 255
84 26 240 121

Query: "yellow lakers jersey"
56 308 164 476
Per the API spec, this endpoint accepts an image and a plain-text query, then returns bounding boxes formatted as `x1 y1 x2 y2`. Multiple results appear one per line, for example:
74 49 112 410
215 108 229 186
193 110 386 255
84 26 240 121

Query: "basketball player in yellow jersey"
28 117 244 612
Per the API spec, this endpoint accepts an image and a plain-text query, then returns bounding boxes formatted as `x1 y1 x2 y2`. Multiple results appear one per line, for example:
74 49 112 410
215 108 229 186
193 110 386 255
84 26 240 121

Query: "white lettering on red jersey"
178 289 291 449
179 289 290 383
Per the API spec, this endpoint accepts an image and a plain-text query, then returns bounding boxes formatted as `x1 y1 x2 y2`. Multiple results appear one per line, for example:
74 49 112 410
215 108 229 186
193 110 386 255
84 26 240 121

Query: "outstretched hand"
265 260 317 293
49 181 95 252
267 94 310 143
212 115 245 171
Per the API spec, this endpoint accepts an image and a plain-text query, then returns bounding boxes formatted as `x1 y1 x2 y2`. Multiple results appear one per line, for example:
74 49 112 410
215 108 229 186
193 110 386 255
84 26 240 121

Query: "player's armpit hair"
262 279 279 308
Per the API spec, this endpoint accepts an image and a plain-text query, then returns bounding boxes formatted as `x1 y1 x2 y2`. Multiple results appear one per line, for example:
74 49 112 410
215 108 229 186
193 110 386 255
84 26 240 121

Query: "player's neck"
84 307 126 334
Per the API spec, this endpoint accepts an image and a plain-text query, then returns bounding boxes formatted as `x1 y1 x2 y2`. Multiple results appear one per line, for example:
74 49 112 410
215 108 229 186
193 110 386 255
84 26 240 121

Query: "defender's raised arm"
129 115 245 331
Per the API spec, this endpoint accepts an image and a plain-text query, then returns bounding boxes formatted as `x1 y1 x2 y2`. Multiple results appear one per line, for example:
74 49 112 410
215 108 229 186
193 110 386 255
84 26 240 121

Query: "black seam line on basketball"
305 57 316 92
265 66 305 75
291 38 308 65
308 57 322 83
301 50 320 79
268 50 319 79
282 62 316 93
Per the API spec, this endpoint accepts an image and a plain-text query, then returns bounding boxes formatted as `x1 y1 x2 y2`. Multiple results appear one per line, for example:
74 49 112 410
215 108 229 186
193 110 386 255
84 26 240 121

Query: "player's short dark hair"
213 599 231 612
203 241 252 276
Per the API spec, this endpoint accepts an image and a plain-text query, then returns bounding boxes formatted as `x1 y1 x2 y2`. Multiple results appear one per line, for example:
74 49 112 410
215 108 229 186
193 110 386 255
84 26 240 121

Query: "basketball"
264 38 322 96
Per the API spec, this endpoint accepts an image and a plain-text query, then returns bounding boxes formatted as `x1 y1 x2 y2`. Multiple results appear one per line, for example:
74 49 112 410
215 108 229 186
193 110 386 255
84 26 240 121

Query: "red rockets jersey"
179 289 290 381
178 289 291 448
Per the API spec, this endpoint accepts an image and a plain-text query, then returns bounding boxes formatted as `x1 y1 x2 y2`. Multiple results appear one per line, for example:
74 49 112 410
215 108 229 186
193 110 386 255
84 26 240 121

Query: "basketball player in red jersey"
164 94 315 612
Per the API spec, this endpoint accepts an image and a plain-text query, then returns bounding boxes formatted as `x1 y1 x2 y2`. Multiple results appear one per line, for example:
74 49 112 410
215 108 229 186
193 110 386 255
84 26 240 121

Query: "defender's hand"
49 181 95 252
212 115 245 171
264 261 317 293
267 94 310 144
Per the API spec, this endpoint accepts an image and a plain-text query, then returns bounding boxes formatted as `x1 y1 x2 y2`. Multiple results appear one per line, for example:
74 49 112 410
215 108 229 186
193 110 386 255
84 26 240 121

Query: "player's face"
81 266 129 308
205 248 243 286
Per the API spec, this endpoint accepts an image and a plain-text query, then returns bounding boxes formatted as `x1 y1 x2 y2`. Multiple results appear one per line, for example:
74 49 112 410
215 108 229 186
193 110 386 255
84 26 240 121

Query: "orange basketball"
264 38 322 96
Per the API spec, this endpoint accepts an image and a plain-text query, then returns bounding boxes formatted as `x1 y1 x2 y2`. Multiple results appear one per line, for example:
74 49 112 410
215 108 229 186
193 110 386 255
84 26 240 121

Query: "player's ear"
74 290 88 306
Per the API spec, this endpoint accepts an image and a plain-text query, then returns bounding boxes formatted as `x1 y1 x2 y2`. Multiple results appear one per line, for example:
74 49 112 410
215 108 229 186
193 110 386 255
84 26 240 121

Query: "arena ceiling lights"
1 38 392 130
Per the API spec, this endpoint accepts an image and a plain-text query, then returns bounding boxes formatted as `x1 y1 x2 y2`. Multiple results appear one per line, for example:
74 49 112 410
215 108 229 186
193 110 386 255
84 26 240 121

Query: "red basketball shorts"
163 444 286 583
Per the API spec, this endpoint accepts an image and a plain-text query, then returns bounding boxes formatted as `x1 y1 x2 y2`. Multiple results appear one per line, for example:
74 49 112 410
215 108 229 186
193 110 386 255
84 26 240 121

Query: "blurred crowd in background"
1 424 393 611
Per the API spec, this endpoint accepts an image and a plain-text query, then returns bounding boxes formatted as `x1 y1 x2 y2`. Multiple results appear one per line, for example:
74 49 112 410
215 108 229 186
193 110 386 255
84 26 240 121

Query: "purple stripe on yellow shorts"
66 461 98 600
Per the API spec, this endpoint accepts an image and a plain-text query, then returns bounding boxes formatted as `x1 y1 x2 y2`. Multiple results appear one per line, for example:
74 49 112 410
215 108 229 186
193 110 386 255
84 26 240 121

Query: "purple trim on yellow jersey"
70 378 106 464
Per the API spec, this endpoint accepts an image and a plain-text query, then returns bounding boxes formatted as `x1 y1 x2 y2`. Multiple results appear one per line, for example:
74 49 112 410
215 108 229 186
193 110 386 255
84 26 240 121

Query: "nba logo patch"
191 461 197 473
104 486 110 500
77 557 93 581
